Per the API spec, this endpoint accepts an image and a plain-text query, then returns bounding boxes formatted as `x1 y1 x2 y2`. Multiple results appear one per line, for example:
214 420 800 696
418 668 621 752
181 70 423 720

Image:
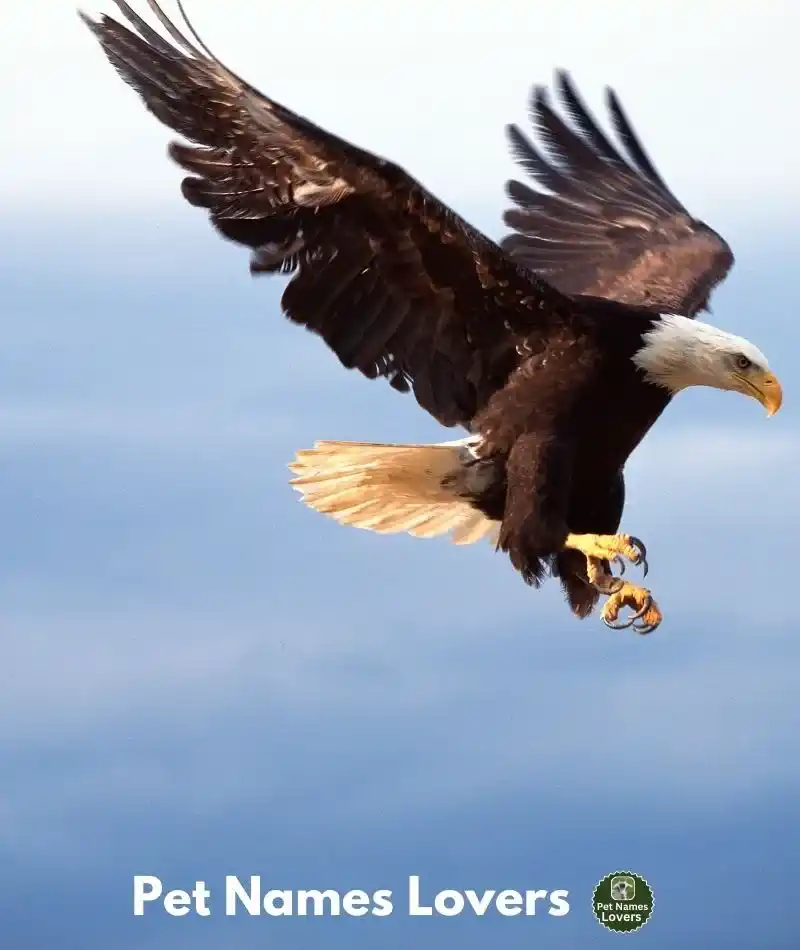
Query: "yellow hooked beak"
735 370 783 417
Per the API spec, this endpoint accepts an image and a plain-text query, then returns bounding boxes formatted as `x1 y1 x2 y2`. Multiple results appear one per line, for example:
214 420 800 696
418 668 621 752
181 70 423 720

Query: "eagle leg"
584 556 625 595
600 581 663 635
563 532 649 578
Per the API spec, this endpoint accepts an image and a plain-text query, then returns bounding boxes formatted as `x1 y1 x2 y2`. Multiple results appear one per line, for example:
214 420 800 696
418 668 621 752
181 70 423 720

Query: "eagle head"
633 313 783 416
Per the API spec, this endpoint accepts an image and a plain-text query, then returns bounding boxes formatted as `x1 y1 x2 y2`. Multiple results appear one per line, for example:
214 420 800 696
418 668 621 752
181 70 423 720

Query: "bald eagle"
82 1 782 634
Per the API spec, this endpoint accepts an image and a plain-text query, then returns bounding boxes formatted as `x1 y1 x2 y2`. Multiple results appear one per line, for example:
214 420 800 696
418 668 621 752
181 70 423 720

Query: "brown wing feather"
501 71 734 317
81 1 575 428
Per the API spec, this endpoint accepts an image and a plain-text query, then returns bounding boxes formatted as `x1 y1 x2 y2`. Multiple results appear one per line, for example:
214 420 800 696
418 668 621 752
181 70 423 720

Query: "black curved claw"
602 592 653 632
628 535 649 577
632 618 659 635
629 593 653 623
612 555 626 577
602 612 636 631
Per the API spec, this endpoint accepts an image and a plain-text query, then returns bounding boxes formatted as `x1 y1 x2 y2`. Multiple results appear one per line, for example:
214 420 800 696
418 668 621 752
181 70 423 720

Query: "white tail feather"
288 439 500 546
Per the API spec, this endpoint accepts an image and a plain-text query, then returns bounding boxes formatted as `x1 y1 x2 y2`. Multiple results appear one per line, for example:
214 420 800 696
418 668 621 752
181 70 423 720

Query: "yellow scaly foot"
563 533 648 580
600 580 663 635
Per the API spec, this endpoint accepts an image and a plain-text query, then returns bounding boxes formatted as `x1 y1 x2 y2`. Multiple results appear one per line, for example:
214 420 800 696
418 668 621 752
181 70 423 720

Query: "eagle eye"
735 355 752 370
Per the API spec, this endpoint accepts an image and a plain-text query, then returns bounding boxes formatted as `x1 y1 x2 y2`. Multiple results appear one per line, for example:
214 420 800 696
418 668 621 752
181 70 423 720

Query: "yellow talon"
600 581 663 634
585 556 624 594
564 532 648 574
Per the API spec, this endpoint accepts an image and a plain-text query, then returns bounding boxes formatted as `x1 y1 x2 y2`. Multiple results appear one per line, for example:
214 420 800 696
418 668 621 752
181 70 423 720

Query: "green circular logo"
592 871 654 933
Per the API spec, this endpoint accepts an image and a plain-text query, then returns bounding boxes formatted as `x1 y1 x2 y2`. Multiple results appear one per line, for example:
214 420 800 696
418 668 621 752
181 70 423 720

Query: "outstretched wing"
81 1 573 429
501 71 734 317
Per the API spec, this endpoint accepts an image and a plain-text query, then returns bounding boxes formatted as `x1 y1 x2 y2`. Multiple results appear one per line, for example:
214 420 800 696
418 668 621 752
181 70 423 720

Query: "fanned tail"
288 439 500 546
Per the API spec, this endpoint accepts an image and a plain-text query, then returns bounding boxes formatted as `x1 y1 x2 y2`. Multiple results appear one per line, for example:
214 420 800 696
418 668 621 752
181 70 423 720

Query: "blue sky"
3 2 800 947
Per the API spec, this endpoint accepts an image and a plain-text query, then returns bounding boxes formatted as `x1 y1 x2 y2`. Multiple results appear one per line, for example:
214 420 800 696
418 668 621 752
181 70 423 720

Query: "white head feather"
633 313 772 394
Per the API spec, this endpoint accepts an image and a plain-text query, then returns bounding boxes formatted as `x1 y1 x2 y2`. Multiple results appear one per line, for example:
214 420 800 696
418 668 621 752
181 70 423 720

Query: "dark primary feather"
501 71 735 317
81 0 579 429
